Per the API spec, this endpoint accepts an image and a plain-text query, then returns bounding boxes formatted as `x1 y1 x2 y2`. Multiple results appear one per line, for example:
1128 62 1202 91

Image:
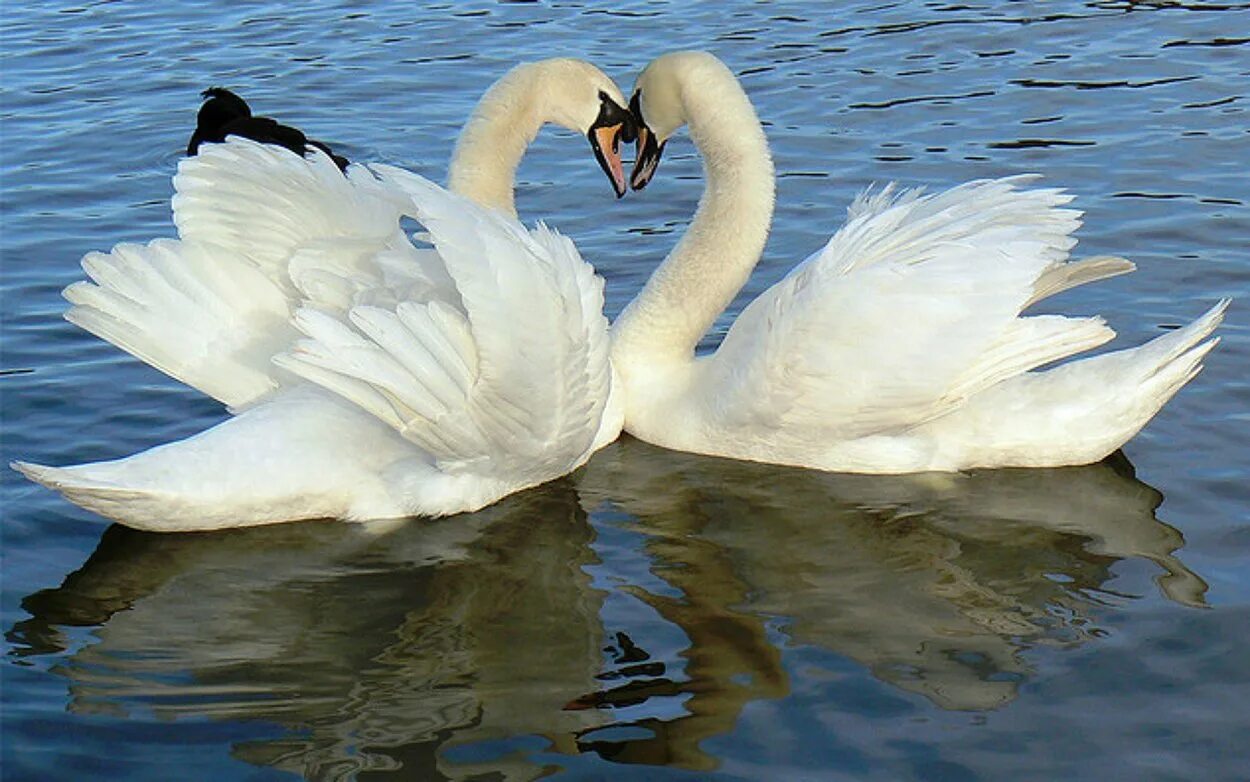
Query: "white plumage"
612 51 1226 473
15 139 615 530
16 58 639 529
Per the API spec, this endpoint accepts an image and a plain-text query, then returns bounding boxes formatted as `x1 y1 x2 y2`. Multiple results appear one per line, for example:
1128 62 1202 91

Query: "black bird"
186 87 350 171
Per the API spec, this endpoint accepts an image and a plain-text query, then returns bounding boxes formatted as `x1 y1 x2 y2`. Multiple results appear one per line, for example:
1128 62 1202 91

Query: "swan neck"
447 64 550 218
613 67 775 366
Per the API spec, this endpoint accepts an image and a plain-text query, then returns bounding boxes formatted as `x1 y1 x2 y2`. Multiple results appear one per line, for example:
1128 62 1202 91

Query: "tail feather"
13 460 164 526
941 300 1229 468
1030 298 1228 391
1134 335 1219 414
1027 255 1136 308
11 389 430 530
945 314 1116 402
1050 298 1228 416
1122 298 1229 375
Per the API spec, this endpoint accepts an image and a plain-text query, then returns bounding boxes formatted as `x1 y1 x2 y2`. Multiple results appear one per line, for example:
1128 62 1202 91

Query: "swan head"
588 89 637 199
626 51 725 190
533 59 637 198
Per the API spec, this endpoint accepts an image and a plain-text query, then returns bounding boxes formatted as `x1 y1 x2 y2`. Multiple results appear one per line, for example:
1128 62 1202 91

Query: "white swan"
611 51 1227 473
14 59 633 530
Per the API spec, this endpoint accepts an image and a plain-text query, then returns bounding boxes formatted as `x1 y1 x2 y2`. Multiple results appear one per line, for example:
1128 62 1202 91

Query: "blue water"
3 1 1249 779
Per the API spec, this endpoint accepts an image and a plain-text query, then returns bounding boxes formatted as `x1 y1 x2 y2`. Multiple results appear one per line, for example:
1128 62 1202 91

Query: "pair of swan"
16 52 1226 531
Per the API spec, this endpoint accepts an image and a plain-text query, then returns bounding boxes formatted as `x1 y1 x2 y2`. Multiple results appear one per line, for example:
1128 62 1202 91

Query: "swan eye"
591 91 636 142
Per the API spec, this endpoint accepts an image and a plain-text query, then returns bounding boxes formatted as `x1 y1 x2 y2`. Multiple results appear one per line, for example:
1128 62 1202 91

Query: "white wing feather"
705 177 1113 442
29 137 618 524
174 139 455 307
61 139 462 410
63 239 297 408
172 140 388 288
277 165 614 481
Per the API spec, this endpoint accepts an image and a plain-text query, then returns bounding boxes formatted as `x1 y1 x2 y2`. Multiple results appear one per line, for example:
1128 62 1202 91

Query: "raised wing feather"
64 239 298 407
173 139 389 288
278 166 613 480
706 177 1116 442
38 136 616 522
172 138 455 309
63 139 461 409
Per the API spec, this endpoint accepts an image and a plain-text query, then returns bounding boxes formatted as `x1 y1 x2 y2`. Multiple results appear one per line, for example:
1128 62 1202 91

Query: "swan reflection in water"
11 440 1206 777
572 439 1207 768
10 485 610 780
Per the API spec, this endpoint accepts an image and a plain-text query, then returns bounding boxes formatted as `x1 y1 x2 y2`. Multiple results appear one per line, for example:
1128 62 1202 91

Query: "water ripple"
848 89 995 109
2 0 1248 779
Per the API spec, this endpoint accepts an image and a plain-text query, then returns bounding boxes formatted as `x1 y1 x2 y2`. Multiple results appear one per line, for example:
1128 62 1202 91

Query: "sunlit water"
3 1 1248 780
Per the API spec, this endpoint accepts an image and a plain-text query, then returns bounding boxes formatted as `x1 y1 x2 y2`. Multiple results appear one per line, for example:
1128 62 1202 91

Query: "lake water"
2 1 1248 779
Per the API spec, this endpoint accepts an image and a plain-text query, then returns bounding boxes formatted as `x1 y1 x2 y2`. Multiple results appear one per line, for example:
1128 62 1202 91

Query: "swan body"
15 60 632 530
613 51 1227 473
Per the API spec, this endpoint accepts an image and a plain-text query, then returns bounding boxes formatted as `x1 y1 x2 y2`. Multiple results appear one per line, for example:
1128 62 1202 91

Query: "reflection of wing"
11 484 607 780
577 438 1204 716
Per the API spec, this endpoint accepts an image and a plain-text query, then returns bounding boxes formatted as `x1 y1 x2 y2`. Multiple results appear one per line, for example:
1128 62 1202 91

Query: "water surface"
3 1 1248 780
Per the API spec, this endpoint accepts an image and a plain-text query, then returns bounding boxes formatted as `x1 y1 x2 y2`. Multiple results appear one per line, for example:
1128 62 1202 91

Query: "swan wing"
708 176 1118 441
63 239 298 408
62 139 459 409
277 167 614 480
173 137 456 307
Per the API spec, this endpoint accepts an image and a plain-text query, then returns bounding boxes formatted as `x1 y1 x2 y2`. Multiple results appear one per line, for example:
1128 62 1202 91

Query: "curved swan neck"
447 63 553 218
613 58 775 365
448 59 619 218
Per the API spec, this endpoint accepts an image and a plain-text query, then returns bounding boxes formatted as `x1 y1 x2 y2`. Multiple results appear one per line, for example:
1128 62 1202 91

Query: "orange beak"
590 123 627 198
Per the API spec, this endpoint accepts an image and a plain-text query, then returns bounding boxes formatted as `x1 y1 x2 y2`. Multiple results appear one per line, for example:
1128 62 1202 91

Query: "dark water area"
3 1 1248 779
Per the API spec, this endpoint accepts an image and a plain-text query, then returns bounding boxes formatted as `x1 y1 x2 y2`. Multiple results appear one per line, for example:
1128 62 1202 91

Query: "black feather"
187 87 350 171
